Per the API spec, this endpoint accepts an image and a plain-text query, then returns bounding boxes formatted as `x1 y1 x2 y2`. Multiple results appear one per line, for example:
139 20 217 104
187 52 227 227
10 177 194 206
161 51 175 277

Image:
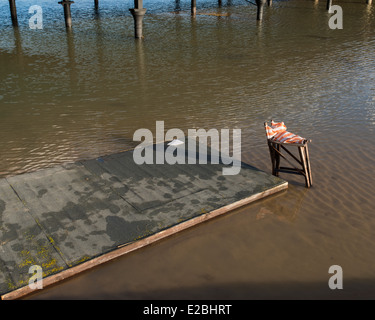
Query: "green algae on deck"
0 179 67 294
0 140 287 298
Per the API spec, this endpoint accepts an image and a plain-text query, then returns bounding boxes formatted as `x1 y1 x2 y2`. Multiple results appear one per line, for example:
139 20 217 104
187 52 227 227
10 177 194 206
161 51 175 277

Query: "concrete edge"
1 181 288 300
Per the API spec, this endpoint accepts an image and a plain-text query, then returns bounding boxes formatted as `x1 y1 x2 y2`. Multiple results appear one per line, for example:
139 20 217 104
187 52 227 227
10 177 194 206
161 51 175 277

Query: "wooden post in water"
58 0 74 28
191 0 197 16
8 0 18 26
367 0 372 5
267 0 272 6
326 0 332 10
256 0 266 20
94 0 99 10
129 0 147 39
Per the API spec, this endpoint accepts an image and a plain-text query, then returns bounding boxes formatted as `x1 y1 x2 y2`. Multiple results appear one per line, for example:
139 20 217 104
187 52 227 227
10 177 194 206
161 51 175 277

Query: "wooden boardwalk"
0 139 287 299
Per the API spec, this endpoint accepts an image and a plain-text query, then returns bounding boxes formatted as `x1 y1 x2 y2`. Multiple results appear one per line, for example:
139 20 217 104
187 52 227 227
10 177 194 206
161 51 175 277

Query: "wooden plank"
1 138 288 299
1 181 287 300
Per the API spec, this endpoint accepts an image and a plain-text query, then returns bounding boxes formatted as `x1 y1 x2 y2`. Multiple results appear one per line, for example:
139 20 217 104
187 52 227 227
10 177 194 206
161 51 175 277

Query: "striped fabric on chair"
265 121 305 144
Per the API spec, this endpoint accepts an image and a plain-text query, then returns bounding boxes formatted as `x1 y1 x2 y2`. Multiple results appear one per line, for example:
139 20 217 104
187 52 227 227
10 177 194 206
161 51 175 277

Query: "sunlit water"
1 0 375 299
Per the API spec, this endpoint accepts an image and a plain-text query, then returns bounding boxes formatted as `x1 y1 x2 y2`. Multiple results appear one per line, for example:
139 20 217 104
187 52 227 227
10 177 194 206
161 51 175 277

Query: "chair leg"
298 146 310 188
266 139 312 188
304 144 312 186
268 141 276 175
275 144 280 176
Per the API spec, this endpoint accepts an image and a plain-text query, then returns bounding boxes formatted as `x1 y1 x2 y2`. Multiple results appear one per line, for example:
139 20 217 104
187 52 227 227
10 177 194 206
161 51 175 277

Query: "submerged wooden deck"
0 139 287 299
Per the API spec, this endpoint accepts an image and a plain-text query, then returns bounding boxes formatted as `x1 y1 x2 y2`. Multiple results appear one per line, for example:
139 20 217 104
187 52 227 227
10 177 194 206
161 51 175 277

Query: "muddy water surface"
0 0 374 299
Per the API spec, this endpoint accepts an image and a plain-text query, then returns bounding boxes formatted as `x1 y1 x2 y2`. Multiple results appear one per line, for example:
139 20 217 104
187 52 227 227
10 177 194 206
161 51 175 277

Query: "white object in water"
167 139 184 146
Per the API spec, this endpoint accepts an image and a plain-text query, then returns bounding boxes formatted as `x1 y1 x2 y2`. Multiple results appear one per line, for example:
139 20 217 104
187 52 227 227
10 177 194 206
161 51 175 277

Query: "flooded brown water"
1 0 375 299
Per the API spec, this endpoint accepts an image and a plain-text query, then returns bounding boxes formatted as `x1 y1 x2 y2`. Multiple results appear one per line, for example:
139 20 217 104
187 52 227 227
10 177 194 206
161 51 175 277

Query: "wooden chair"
264 121 312 188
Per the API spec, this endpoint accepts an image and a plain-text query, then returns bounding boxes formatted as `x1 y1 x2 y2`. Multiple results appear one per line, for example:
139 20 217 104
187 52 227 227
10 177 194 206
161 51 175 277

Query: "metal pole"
59 0 74 28
8 0 18 26
256 0 266 20
134 0 143 9
129 0 146 39
191 0 196 16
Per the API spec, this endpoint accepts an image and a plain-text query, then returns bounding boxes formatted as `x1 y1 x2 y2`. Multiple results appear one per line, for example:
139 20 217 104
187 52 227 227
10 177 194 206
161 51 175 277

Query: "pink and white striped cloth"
265 121 306 144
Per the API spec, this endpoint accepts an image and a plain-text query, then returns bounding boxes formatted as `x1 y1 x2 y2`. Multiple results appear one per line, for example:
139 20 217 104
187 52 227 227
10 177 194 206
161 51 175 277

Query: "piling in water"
256 0 266 20
129 0 146 39
8 0 18 26
191 0 197 16
58 0 74 28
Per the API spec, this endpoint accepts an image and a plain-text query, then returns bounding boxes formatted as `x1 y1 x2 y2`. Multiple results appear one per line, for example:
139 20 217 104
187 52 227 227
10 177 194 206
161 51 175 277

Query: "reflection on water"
1 0 375 299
